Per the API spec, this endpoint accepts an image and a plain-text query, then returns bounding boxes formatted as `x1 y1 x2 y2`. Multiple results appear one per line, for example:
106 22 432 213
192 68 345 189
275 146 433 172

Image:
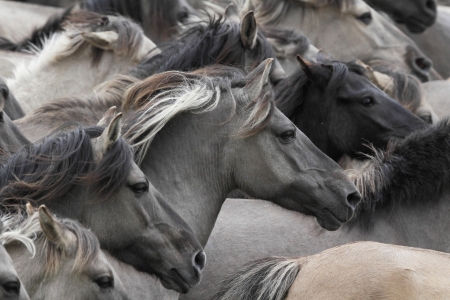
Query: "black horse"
276 55 427 161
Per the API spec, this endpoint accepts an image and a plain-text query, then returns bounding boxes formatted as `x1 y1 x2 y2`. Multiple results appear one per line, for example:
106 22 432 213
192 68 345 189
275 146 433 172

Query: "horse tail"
210 257 301 300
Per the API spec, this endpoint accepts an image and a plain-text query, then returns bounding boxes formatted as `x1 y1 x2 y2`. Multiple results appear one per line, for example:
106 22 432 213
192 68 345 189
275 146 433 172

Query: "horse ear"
225 3 240 23
244 58 273 100
241 11 258 50
38 205 71 250
26 203 35 217
82 31 119 51
297 54 328 84
97 106 117 127
354 60 396 96
95 113 122 159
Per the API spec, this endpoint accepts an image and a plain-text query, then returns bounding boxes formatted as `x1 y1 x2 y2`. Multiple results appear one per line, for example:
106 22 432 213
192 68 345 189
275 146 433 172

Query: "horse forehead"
127 162 147 183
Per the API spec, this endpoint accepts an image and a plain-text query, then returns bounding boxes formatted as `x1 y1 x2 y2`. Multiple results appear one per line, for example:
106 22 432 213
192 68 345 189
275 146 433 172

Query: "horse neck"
8 45 134 114
139 112 235 246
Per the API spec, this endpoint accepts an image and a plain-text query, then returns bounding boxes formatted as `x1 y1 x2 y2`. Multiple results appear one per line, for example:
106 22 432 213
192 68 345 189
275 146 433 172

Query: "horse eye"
130 182 148 194
178 10 189 22
357 12 372 25
279 130 296 143
94 276 113 289
0 87 8 99
3 281 20 294
360 98 374 107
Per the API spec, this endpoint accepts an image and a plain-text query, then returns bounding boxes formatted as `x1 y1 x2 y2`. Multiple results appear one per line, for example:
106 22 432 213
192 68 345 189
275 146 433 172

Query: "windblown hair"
276 56 367 118
350 119 450 228
1 209 101 275
0 6 73 52
84 0 186 43
210 257 300 300
0 126 133 211
252 0 357 25
130 16 276 79
122 65 274 163
368 60 423 113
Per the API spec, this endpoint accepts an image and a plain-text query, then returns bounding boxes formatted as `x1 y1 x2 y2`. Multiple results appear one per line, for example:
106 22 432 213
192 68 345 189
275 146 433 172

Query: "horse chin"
315 209 343 231
405 17 428 33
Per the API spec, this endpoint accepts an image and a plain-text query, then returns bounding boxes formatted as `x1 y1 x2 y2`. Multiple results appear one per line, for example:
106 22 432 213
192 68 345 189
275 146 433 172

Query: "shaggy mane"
0 126 133 211
130 16 276 79
122 65 274 163
350 119 450 228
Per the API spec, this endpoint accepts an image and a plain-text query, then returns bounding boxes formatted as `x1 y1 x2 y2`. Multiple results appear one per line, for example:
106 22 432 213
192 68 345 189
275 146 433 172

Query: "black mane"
129 16 276 79
276 58 367 118
352 119 450 228
0 6 73 52
0 126 133 211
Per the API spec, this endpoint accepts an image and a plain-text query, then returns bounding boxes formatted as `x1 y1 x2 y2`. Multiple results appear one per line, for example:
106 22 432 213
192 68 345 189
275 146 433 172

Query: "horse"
275 55 426 161
5 10 157 114
364 0 437 33
239 0 434 82
0 220 29 300
1 114 205 294
0 51 33 79
129 9 287 84
366 60 439 124
422 80 450 119
211 242 450 300
3 205 128 299
0 79 24 121
0 1 63 43
183 118 450 299
259 25 319 76
83 0 200 44
399 6 450 78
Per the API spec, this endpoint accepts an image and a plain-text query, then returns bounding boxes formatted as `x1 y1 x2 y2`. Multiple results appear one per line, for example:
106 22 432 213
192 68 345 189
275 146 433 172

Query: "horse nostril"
346 191 361 210
193 250 206 273
426 0 436 10
414 57 432 72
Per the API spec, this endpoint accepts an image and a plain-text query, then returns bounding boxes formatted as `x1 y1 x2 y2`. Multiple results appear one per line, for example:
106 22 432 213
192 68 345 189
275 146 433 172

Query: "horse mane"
0 6 73 52
1 209 101 275
368 60 422 114
253 0 358 25
350 119 450 228
276 57 367 118
210 257 301 300
84 0 182 43
122 65 274 163
129 16 276 79
259 25 311 56
0 126 133 211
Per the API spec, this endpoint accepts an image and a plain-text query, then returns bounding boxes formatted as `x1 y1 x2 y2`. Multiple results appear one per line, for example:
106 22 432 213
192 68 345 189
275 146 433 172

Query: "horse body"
211 242 450 300
0 51 33 79
0 1 63 43
6 11 157 114
241 0 433 82
183 119 450 299
423 80 450 118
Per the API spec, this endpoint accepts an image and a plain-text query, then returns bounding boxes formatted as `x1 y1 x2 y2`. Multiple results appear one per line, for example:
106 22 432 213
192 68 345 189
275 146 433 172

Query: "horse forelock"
349 119 450 229
0 126 133 209
1 209 100 275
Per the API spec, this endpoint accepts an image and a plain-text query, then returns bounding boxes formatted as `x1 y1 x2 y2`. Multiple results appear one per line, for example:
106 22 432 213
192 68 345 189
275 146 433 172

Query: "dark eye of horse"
94 276 113 289
178 10 189 22
3 281 20 294
357 12 372 25
360 98 374 107
0 87 8 99
130 182 148 194
279 130 296 143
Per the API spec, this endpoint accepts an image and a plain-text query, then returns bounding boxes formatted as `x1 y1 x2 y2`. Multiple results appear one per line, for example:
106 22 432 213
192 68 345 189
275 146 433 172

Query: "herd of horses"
0 0 450 299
